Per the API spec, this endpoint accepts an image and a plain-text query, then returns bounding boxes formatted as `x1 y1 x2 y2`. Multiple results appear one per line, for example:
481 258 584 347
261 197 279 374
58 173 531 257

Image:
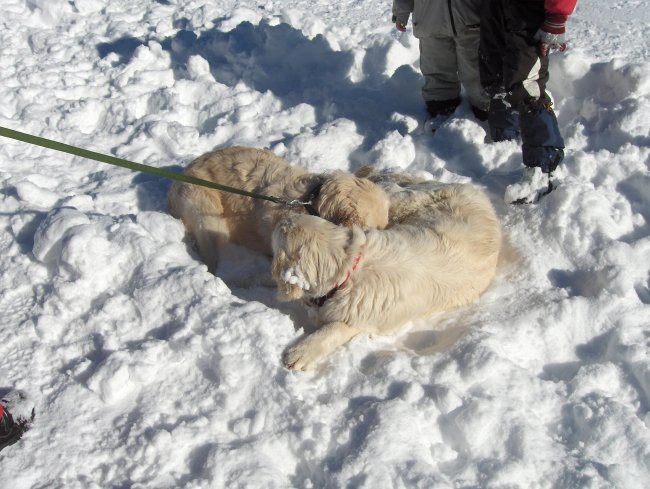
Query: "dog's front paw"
284 322 358 371
284 336 327 371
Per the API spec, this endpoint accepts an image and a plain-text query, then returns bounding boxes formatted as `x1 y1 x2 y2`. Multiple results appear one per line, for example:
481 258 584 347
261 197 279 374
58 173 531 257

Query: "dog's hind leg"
168 183 229 273
284 321 359 371
193 214 230 274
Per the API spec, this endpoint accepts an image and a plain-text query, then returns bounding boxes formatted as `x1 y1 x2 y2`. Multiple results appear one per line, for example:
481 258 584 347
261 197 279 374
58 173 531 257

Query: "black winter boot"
471 105 489 122
425 97 461 118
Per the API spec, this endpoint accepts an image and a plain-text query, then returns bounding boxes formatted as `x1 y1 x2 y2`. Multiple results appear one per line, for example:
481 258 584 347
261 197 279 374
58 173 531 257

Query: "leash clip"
290 199 318 216
283 198 311 207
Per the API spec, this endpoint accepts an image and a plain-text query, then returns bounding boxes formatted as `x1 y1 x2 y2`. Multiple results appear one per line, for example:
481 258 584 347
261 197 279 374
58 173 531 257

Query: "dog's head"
271 214 365 302
315 172 389 230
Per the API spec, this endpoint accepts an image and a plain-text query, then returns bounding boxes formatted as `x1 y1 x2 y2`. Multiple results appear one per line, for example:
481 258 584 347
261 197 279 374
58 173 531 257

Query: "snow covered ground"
1 0 649 487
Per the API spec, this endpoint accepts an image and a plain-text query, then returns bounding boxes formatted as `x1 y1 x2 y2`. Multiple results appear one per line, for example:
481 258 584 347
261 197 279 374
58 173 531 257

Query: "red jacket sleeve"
543 0 577 33
545 0 577 19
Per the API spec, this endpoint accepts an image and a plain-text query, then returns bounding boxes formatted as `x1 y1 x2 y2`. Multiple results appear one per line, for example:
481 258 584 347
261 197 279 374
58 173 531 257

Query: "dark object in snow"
506 167 557 205
0 393 34 453
471 105 489 121
426 97 461 118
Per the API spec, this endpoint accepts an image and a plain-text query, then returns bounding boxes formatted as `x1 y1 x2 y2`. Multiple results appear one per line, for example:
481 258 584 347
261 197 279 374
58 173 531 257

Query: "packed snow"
1 0 649 487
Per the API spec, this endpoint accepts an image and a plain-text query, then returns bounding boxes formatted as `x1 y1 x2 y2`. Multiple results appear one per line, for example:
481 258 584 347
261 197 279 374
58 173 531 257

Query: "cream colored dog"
271 180 502 370
168 146 389 272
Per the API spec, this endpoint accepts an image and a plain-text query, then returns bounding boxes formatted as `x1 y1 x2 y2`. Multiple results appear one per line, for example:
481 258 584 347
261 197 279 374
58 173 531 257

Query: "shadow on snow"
97 19 424 163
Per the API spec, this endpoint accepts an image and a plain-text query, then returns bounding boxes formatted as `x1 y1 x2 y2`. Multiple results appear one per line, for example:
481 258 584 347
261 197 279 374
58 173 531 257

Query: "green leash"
0 126 307 207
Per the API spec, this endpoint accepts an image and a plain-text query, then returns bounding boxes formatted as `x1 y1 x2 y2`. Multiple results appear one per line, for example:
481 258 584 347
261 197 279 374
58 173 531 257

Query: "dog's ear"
318 202 362 229
318 176 389 230
354 165 375 178
271 249 305 302
316 174 364 226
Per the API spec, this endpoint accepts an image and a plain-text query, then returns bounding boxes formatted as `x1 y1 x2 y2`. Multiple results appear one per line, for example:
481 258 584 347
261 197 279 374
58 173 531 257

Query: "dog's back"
169 147 392 272
306 184 501 335
407 184 501 308
168 147 309 270
356 174 502 306
271 183 502 369
274 181 501 334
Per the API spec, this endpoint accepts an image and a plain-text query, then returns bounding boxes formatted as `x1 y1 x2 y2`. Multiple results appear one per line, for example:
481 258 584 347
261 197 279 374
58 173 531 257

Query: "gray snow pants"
419 26 489 111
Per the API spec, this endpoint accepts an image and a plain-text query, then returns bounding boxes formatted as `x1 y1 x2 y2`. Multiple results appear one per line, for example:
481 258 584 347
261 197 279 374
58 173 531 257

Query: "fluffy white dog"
271 180 502 370
168 146 389 272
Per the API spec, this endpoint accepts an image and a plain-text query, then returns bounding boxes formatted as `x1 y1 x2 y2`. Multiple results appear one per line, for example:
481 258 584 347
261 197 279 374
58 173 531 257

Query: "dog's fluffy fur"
167 147 389 272
271 180 502 370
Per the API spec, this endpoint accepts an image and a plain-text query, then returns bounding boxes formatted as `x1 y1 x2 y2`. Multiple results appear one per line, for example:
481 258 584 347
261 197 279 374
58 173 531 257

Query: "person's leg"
506 45 564 174
419 35 462 117
520 100 564 173
479 0 520 140
503 0 564 173
499 0 565 203
456 25 490 119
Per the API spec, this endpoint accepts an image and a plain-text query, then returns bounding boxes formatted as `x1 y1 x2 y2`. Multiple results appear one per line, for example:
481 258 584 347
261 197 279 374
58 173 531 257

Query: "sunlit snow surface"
0 1 649 487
